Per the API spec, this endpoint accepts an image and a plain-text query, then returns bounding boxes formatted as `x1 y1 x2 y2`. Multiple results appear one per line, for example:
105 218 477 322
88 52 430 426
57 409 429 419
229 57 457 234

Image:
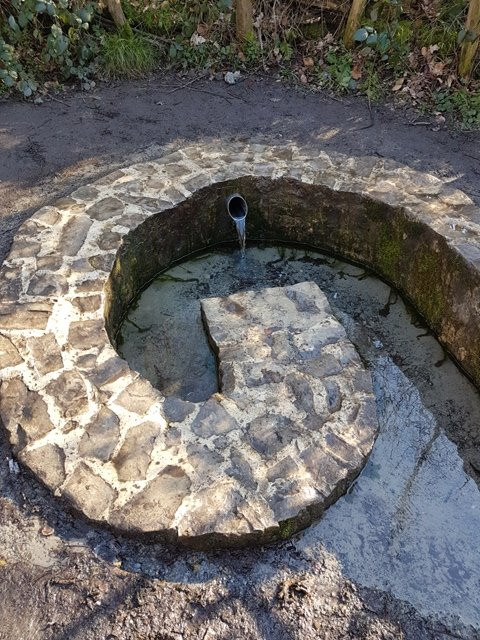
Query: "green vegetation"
435 88 480 127
0 0 479 127
102 32 157 77
0 0 99 96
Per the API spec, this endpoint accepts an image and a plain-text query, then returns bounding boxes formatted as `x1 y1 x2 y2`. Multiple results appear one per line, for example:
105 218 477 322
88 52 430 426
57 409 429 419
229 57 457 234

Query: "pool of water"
118 244 480 625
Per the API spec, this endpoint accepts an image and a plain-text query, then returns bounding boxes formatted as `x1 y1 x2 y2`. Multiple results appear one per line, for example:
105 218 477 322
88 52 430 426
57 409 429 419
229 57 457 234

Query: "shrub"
0 0 100 96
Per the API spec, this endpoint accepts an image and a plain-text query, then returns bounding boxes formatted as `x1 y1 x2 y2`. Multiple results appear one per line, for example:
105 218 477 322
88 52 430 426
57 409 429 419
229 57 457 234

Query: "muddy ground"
1 74 480 640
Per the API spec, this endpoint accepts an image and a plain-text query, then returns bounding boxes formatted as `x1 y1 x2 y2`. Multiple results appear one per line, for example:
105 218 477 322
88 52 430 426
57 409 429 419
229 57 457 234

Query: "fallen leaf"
392 77 404 91
429 61 445 76
41 525 54 536
303 57 314 68
351 65 362 80
299 72 308 84
190 33 206 46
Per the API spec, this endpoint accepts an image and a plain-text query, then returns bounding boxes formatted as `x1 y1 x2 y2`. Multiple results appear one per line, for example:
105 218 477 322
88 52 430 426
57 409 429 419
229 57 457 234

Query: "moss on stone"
278 517 298 540
413 249 446 325
376 223 403 276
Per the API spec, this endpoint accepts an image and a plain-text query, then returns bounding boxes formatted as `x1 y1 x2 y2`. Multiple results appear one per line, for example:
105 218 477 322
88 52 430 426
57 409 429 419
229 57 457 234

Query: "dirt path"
1 75 480 640
1 73 480 261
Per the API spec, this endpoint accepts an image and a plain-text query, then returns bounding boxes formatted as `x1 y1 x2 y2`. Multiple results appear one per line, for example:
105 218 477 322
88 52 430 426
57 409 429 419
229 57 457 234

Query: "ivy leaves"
0 0 98 97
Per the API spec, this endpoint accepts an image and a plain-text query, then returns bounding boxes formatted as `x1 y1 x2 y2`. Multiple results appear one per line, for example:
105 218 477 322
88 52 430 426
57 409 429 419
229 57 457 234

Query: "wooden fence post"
343 0 367 48
107 0 128 30
236 0 253 40
459 0 480 79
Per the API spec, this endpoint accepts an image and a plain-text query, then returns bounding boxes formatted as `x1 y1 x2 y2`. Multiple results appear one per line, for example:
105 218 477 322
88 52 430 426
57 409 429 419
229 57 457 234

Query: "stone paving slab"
0 141 479 547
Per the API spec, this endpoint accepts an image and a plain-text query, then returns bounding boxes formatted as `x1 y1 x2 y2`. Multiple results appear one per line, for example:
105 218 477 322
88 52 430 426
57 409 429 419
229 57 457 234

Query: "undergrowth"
102 31 158 77
1 0 479 128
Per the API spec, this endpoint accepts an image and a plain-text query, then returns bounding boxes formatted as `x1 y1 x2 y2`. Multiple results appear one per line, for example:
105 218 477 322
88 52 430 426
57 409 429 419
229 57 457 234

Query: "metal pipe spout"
225 193 248 221
225 193 248 256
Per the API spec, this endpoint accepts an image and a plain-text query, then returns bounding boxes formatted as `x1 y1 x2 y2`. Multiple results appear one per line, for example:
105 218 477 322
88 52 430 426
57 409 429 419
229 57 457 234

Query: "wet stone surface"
0 141 480 550
103 282 379 544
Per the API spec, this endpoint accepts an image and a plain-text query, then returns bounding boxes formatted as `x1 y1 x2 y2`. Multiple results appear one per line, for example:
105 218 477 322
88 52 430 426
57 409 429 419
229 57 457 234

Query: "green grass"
102 33 158 78
435 89 480 128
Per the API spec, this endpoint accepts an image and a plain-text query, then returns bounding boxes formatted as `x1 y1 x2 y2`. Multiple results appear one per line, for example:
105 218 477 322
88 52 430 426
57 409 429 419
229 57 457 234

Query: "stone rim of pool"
0 141 479 548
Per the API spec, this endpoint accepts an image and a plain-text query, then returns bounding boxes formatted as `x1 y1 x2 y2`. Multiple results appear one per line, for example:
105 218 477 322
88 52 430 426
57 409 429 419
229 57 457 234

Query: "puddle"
299 357 480 627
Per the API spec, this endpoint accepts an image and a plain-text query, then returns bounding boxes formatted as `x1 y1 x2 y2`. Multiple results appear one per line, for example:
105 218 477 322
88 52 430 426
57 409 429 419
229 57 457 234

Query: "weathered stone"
226 450 257 490
75 353 98 369
266 455 300 482
27 272 68 297
322 429 363 469
0 378 52 450
248 414 301 456
94 169 126 186
324 379 343 413
36 255 63 271
162 396 196 423
124 196 172 211
110 465 191 532
45 371 89 419
0 334 22 369
68 319 106 350
78 407 120 461
58 216 93 256
86 197 124 221
185 442 224 477
191 398 238 438
300 445 347 491
164 425 182 448
0 302 51 330
113 421 161 482
285 372 317 415
31 206 61 225
71 185 100 200
183 174 211 193
115 378 159 414
71 295 102 314
74 277 105 294
4 144 440 547
63 463 116 521
88 254 115 272
20 444 66 489
27 333 63 375
96 228 122 251
268 480 321 523
7 238 40 259
53 197 85 214
69 258 92 273
87 356 129 388
0 267 22 301
177 481 245 541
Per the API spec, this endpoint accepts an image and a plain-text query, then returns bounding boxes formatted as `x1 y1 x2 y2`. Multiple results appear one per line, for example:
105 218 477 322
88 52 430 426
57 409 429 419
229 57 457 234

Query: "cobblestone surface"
0 141 479 547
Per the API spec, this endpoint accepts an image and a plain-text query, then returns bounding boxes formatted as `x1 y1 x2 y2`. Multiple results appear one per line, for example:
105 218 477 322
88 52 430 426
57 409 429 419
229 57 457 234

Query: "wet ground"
1 76 480 639
119 245 480 628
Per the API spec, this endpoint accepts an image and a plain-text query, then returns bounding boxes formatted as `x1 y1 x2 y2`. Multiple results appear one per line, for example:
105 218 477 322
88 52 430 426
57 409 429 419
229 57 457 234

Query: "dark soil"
1 74 480 640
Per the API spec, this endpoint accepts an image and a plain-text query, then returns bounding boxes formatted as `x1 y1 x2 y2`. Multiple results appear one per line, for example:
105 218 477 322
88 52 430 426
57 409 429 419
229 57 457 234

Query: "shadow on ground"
1 75 480 639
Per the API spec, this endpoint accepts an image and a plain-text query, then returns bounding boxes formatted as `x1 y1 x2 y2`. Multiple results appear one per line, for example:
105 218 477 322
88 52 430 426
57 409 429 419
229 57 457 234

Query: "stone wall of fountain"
1 141 479 548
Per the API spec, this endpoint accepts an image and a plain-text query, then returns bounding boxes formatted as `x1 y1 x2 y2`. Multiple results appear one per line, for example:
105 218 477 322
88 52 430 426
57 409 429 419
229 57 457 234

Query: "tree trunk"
459 0 480 79
236 0 253 40
343 0 367 48
107 0 127 30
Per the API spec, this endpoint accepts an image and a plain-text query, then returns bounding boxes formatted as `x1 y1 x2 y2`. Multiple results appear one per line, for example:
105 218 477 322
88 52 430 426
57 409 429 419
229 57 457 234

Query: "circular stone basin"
0 142 480 548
